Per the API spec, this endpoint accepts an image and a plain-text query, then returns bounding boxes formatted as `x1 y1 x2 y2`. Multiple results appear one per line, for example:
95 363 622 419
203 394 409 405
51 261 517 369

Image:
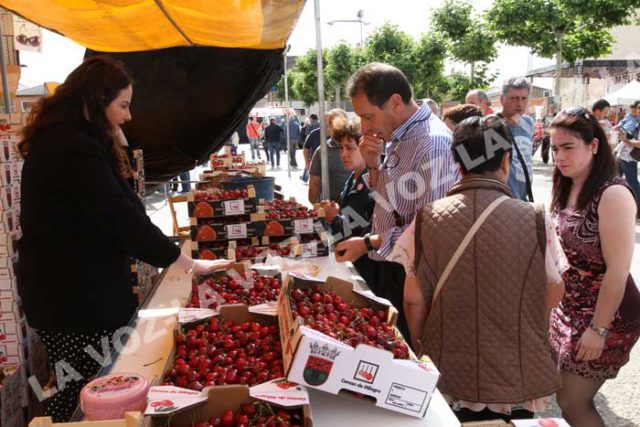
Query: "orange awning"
0 0 305 52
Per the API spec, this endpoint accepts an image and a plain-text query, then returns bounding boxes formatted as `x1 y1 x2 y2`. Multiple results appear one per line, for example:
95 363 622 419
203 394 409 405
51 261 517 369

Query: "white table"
107 245 460 427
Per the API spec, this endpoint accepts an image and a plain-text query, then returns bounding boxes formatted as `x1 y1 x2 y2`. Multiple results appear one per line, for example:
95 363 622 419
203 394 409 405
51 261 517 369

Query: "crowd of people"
19 55 639 426
306 62 640 426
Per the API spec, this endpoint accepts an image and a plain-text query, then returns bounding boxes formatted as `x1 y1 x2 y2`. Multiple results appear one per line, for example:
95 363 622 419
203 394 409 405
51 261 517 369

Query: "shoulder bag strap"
533 202 546 258
431 195 510 309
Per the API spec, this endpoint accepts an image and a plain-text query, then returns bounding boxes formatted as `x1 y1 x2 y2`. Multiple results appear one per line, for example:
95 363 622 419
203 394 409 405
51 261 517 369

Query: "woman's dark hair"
346 62 412 108
443 104 483 125
20 56 133 178
550 108 616 212
451 115 513 174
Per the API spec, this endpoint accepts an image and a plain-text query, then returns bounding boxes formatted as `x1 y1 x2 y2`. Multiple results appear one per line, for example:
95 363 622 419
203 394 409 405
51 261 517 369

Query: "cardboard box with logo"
278 274 440 418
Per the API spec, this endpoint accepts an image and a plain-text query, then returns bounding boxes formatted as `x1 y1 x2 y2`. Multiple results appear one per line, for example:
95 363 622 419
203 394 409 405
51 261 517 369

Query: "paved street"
146 143 640 426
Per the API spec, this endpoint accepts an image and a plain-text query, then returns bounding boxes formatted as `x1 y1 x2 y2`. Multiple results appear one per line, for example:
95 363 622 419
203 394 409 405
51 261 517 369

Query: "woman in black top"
17 57 231 421
318 118 379 289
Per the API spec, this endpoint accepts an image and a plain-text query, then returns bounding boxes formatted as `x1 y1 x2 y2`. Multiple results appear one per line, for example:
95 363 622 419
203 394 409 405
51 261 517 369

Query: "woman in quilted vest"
549 108 640 427
403 116 567 422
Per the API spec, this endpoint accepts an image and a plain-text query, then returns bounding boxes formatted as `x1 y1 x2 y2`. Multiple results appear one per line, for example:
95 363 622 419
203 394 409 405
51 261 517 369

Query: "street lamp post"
327 9 369 47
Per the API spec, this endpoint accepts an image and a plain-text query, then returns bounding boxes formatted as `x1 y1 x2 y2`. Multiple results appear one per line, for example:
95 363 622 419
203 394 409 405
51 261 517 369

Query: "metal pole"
0 16 12 114
359 20 363 47
314 0 330 201
284 47 291 179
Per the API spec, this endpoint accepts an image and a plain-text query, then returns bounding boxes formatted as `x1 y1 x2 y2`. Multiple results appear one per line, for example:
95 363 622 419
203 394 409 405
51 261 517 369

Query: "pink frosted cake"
80 373 149 420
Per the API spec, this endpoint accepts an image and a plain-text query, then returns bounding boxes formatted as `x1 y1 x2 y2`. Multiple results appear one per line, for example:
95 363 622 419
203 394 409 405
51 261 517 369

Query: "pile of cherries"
188 271 282 310
289 285 410 359
262 200 317 220
195 189 250 201
235 244 291 260
164 317 284 391
189 403 304 427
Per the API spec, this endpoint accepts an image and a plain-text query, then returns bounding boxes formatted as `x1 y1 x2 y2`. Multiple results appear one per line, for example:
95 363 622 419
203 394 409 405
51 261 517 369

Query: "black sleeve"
62 138 181 267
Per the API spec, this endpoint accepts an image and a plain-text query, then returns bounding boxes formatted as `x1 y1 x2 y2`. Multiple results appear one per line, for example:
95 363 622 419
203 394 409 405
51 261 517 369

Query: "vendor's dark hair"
346 62 412 108
20 56 133 178
452 116 513 174
550 108 616 212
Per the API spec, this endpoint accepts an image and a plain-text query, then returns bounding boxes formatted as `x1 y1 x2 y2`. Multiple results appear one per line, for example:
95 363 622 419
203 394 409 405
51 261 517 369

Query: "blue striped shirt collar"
390 104 431 143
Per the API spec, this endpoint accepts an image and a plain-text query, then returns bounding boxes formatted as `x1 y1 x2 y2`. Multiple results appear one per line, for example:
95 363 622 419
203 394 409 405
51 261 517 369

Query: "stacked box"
0 114 29 427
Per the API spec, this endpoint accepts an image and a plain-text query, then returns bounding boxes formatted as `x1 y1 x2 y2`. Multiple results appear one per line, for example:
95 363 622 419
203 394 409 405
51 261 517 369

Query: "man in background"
466 89 495 115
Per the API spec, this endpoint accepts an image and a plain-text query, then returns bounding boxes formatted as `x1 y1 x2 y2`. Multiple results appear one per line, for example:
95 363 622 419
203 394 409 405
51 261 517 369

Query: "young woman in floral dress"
549 108 640 427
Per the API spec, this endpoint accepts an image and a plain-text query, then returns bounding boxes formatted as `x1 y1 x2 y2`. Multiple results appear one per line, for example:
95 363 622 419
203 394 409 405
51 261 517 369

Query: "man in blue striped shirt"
334 63 459 341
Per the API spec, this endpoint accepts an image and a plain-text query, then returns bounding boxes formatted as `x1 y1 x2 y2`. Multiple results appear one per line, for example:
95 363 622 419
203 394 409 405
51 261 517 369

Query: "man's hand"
334 237 367 263
359 134 384 169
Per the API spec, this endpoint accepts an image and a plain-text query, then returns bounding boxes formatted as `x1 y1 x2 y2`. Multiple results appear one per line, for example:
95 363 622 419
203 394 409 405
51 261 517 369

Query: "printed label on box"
145 386 208 415
249 378 310 407
384 382 429 413
227 223 247 239
224 199 245 216
1 164 12 186
294 218 314 234
178 308 217 324
301 243 318 257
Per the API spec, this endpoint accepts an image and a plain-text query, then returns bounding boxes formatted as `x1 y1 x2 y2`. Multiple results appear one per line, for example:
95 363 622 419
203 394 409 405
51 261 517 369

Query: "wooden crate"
29 412 141 427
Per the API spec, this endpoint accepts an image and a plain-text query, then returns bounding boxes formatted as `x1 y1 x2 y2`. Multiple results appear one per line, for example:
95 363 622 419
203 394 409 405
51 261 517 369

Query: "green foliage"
487 0 638 62
431 0 496 80
446 64 497 103
411 34 448 99
363 23 417 82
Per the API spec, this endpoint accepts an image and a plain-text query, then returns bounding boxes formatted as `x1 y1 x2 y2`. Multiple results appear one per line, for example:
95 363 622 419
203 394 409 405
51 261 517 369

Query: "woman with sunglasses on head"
549 107 640 427
17 56 232 422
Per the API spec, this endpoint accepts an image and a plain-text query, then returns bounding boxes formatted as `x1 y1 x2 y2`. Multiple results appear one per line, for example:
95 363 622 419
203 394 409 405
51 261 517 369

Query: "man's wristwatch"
589 322 609 337
363 233 375 251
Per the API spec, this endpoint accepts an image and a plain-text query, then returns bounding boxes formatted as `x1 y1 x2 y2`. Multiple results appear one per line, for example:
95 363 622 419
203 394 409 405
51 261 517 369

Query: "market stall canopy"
606 80 640 106
1 1 305 182
0 0 305 52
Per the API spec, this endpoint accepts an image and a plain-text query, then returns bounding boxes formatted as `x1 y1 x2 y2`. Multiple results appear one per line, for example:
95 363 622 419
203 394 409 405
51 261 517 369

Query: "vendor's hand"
334 237 367 263
192 259 234 275
359 134 384 169
576 327 606 361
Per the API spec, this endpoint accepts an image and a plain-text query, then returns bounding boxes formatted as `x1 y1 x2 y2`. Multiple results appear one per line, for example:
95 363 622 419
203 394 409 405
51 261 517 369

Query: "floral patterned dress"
550 178 640 381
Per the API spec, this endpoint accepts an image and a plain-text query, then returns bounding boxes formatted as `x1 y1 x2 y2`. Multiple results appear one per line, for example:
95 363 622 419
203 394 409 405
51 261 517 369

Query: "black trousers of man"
375 261 411 346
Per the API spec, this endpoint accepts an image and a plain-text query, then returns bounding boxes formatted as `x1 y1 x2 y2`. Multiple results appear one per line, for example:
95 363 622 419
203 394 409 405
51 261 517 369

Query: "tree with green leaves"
446 64 497 103
325 43 360 107
363 23 417 83
487 0 640 106
287 48 332 107
431 0 496 83
411 34 448 100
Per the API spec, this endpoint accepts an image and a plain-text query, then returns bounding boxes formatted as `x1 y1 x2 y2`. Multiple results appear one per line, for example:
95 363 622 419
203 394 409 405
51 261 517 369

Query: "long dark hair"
550 108 616 212
19 56 133 178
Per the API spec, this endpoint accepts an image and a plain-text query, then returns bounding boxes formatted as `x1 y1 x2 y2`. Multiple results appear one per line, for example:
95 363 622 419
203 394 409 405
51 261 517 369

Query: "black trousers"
455 407 534 422
375 261 411 345
38 329 117 422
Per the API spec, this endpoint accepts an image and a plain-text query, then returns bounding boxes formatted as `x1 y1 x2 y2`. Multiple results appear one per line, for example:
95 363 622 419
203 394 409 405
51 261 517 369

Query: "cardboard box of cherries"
187 264 282 312
146 382 312 427
278 274 440 418
188 188 259 219
162 305 284 393
258 200 326 238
